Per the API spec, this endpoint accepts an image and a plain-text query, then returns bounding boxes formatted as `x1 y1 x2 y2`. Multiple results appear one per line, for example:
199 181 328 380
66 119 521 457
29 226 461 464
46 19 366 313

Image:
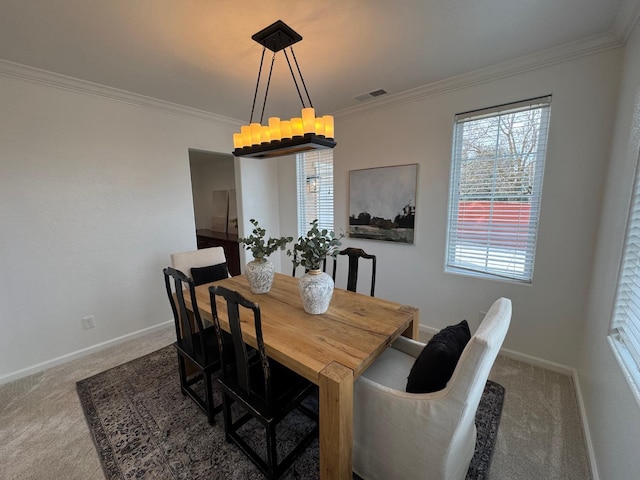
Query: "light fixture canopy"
232 20 336 158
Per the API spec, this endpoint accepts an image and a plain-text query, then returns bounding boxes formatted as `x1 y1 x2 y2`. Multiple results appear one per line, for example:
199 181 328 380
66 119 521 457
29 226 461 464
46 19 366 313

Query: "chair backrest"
170 246 227 282
163 267 212 363
443 297 511 476
332 247 376 296
209 285 274 409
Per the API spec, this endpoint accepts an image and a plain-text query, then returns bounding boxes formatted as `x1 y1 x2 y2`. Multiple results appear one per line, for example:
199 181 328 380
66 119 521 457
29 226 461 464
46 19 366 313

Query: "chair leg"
203 371 215 425
221 392 234 442
177 354 188 396
265 421 278 479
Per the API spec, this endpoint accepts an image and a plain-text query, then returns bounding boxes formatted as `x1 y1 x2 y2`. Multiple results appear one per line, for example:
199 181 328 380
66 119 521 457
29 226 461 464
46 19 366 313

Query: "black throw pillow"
406 320 471 393
191 263 229 286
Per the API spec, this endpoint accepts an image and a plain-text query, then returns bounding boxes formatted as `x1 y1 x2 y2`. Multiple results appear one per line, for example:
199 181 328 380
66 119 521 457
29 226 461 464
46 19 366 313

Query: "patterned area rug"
77 346 504 480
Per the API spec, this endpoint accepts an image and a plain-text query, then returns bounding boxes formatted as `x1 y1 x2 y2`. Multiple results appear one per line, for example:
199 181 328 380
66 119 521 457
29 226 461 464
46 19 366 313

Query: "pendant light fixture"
232 20 336 158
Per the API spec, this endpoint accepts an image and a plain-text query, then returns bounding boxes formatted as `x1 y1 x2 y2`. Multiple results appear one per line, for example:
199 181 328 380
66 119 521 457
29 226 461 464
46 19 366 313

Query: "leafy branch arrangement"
288 219 344 271
239 219 293 261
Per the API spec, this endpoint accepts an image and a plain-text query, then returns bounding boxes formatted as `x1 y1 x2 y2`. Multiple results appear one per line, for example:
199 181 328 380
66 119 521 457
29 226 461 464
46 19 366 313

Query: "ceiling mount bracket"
251 20 302 53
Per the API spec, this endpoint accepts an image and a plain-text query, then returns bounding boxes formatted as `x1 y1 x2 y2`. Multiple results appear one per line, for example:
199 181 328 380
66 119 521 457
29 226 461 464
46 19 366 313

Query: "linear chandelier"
232 20 336 159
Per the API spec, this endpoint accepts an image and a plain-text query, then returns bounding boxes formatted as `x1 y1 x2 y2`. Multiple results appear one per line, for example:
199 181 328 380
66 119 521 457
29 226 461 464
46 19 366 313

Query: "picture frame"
349 164 417 243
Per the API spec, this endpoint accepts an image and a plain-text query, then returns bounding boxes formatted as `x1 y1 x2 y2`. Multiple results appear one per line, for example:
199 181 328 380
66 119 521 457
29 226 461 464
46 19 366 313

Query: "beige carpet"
0 325 592 479
488 356 592 479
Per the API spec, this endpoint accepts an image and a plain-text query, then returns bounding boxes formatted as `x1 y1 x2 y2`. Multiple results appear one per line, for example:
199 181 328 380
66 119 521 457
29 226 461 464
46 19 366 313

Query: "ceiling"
0 1 637 122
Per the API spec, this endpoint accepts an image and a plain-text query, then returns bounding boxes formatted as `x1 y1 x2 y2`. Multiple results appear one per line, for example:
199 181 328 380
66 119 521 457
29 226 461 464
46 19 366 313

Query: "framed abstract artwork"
349 164 417 243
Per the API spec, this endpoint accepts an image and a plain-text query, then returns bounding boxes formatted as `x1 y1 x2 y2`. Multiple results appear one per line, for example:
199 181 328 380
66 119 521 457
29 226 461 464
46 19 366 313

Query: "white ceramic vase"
245 258 275 294
298 269 334 314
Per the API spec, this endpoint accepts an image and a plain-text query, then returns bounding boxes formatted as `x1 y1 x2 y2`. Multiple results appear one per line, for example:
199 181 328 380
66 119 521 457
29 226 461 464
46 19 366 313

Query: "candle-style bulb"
323 115 334 139
302 107 315 134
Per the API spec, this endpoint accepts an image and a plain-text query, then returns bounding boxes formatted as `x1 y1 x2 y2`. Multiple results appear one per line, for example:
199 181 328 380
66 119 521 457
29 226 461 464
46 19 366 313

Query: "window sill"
444 265 532 285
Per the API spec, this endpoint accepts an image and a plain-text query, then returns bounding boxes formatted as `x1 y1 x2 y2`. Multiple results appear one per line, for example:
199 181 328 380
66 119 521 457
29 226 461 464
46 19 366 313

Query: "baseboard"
419 324 575 375
418 324 439 338
0 320 173 385
571 371 600 480
498 347 575 376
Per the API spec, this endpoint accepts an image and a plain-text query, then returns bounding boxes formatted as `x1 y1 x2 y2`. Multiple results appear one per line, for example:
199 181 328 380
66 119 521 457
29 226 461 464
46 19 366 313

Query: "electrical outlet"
81 315 96 330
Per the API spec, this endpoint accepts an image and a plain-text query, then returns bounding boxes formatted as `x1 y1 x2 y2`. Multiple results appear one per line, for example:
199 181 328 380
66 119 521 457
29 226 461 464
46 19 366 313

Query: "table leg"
319 361 353 480
401 306 420 340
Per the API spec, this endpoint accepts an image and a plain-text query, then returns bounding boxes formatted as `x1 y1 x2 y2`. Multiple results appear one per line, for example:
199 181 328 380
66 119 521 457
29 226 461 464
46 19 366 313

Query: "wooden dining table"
185 272 419 480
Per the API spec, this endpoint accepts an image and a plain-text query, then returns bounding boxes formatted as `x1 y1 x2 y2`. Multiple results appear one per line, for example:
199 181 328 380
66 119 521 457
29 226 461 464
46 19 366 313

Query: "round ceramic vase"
298 269 334 314
245 258 275 294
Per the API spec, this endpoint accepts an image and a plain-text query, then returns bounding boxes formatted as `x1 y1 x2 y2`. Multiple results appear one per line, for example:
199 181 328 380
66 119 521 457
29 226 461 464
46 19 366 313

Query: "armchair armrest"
391 335 427 359
354 375 456 479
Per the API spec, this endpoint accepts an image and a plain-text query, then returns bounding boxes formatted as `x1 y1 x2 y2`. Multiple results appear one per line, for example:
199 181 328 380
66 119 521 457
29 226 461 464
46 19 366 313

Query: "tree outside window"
446 97 551 282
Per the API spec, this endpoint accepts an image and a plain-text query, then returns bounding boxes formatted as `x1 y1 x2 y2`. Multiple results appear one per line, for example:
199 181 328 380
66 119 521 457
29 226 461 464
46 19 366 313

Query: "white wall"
579 22 640 480
0 69 239 380
324 49 622 368
277 154 299 272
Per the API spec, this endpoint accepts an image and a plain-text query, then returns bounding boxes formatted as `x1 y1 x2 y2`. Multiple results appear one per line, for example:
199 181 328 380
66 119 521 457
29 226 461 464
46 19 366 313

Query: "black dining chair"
163 267 230 425
332 247 377 296
209 285 319 480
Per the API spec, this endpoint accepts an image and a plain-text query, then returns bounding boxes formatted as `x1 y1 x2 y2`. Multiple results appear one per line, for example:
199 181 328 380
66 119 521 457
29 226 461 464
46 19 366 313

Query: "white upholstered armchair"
170 246 229 285
353 297 511 480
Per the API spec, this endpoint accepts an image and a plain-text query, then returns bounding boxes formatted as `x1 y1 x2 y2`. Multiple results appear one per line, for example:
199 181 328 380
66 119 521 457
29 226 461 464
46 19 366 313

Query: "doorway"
188 149 241 276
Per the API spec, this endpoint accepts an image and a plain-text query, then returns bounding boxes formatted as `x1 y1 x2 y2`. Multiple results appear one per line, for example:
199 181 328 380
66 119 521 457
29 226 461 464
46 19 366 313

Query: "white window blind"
446 96 551 283
610 147 640 394
296 150 334 236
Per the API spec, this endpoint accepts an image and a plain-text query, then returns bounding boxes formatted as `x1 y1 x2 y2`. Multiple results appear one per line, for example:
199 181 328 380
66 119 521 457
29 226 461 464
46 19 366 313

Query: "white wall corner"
612 0 640 43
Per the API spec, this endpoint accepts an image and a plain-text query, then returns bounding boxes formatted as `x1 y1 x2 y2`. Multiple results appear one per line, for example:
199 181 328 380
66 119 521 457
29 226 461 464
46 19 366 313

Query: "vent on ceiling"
355 89 388 101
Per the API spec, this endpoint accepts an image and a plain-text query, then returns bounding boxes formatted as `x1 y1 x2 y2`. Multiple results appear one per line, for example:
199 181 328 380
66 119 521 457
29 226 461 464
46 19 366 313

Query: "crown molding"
335 31 623 119
0 58 242 127
613 0 640 42
2 7 636 128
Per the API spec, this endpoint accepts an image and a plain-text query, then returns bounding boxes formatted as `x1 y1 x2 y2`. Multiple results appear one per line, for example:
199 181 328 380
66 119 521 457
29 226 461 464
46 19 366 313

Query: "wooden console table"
195 229 241 276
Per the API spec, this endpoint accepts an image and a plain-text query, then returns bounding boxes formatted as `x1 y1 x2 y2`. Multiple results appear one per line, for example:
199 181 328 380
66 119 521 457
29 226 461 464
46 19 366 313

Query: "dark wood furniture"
332 247 377 296
184 273 419 480
210 285 319 479
196 229 241 276
163 267 230 424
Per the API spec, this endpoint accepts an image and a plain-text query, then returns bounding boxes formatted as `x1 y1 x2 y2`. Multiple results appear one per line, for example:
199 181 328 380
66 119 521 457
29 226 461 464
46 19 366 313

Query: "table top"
189 273 418 383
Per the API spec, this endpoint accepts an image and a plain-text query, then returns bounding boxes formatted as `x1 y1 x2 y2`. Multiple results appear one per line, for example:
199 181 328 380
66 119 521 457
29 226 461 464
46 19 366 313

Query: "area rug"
77 345 504 480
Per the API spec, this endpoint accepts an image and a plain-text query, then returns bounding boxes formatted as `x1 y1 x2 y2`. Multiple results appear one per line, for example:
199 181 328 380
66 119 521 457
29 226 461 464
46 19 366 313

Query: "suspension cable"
290 47 313 108
249 47 267 124
283 48 306 108
259 53 276 124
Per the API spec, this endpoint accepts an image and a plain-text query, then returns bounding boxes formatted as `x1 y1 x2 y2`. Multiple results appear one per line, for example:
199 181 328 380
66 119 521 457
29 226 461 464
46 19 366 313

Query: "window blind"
611 152 640 386
446 96 551 283
296 150 334 237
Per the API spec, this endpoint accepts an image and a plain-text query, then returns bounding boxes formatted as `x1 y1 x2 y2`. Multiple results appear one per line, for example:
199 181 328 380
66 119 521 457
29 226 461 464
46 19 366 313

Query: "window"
296 150 334 236
609 145 640 400
446 96 551 283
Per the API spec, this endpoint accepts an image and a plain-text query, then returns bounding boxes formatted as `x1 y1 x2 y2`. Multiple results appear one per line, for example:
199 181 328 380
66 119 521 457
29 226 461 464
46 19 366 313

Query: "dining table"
185 272 419 480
